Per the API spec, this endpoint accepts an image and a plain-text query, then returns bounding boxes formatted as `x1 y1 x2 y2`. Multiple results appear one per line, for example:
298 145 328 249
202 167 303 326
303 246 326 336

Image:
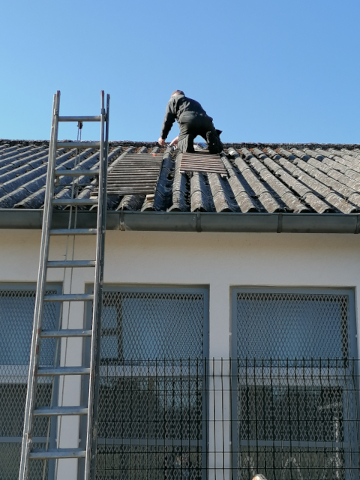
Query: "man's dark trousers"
177 112 218 153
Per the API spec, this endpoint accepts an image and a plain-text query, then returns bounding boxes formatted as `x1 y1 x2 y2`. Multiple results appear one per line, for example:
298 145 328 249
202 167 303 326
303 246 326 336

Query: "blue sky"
0 0 359 144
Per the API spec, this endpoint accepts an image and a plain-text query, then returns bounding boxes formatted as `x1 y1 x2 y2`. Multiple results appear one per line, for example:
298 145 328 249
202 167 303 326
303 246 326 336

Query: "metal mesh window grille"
0 287 59 480
100 291 205 362
236 292 349 359
95 290 206 480
235 291 357 480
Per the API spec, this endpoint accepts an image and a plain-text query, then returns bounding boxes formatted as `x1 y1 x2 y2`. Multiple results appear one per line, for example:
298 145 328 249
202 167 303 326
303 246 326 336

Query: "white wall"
1 228 360 479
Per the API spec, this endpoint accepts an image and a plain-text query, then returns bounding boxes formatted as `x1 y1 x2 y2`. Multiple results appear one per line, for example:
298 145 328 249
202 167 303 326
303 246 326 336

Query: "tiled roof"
0 140 360 215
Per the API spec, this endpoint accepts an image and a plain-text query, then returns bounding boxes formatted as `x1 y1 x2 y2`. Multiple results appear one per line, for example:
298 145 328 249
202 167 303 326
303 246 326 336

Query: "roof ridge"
0 139 359 149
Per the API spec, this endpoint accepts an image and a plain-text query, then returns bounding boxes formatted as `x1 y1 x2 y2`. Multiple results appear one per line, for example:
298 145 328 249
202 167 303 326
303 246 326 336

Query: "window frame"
97 285 210 362
231 286 358 480
231 287 357 360
0 282 62 480
80 285 209 480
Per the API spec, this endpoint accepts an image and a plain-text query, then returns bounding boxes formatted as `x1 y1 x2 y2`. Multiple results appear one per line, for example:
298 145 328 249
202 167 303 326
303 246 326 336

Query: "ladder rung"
30 448 86 459
34 406 88 416
41 329 92 338
56 141 100 149
44 293 94 302
38 366 91 376
50 228 97 235
55 169 99 176
47 260 96 268
53 198 98 205
58 116 101 122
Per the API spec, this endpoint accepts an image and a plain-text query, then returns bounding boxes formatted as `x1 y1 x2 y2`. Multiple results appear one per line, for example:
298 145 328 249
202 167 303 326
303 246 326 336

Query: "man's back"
171 95 208 119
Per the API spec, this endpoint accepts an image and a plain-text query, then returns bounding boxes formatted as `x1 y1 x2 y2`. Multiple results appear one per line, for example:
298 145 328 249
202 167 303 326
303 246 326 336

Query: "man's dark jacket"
160 95 211 140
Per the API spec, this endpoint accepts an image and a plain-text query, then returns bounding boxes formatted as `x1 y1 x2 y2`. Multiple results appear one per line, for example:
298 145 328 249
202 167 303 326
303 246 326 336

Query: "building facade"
0 141 360 479
1 229 360 479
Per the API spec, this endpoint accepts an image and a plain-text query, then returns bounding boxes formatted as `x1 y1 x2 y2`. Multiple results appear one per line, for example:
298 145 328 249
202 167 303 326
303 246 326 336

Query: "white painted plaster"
1 229 360 479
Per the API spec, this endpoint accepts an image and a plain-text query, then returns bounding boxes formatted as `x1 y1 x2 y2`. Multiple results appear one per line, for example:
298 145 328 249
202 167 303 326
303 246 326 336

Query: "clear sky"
0 0 359 144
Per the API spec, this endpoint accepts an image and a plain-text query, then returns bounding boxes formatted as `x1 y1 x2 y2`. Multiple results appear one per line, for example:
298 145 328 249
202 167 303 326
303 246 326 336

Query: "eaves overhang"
1 209 360 234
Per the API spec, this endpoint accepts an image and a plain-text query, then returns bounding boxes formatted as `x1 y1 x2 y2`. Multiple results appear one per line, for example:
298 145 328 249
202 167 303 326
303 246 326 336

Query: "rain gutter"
1 210 360 234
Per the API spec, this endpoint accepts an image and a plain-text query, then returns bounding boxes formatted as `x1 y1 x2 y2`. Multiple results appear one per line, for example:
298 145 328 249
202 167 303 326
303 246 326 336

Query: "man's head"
171 90 185 97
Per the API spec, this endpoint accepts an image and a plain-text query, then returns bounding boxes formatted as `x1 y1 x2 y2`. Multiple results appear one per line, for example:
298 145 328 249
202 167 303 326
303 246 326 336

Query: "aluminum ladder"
19 90 110 480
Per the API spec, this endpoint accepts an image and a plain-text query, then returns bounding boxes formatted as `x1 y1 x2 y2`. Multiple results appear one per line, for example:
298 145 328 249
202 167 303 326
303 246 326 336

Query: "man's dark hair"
171 90 185 97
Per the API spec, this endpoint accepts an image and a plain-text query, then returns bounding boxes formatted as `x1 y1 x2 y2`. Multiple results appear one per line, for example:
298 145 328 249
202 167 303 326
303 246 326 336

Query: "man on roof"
158 90 223 154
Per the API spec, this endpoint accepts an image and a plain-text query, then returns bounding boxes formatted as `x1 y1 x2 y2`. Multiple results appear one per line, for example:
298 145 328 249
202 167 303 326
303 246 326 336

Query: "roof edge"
0 210 359 234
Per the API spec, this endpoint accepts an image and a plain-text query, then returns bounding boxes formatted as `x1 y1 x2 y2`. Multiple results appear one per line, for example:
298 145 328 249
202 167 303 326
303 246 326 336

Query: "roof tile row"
0 140 360 215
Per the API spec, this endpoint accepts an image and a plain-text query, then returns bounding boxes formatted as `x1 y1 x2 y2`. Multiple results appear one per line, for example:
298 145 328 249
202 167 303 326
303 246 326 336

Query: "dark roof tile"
169 154 189 212
118 194 145 211
190 172 212 212
207 173 236 213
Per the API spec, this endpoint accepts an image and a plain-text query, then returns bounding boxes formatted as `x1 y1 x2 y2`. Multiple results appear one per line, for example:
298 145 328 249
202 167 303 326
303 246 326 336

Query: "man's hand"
158 137 166 146
169 136 179 147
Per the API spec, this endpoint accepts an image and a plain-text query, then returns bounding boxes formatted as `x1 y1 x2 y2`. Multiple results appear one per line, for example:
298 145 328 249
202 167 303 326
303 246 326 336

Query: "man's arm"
169 136 178 146
159 99 176 141
158 136 178 147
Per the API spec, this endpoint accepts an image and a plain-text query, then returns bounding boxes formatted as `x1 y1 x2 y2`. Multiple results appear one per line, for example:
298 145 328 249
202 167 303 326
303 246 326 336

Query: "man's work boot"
206 131 223 154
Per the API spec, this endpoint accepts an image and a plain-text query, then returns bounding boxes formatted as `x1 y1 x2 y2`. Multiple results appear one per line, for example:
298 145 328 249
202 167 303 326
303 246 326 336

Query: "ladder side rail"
89 93 110 480
85 91 108 479
19 91 61 480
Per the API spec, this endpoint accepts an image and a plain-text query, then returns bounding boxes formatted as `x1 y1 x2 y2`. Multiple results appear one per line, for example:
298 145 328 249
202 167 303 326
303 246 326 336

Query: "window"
232 289 358 480
0 285 60 480
93 287 208 480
